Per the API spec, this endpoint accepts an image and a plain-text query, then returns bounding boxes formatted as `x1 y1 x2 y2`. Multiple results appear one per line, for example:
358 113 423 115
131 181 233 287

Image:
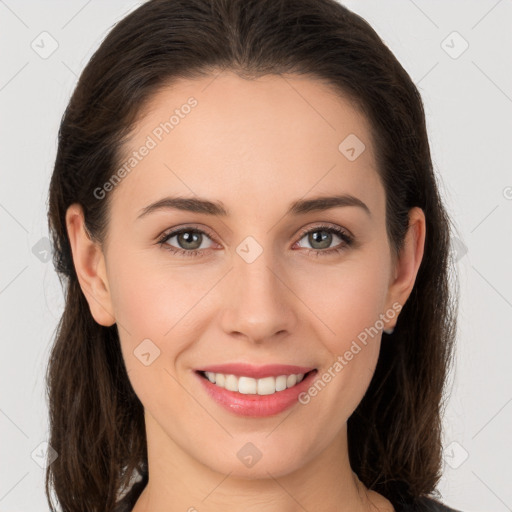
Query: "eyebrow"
136 194 371 219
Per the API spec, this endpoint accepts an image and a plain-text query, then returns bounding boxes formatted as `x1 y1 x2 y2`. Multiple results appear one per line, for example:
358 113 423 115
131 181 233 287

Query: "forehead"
109 71 384 222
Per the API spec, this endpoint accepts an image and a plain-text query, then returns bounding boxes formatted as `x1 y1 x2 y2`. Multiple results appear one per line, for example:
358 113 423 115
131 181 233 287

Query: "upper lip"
195 363 316 379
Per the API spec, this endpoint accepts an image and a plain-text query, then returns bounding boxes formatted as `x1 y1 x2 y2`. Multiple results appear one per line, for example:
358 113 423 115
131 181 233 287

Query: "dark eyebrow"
289 194 371 217
137 197 228 218
136 194 371 219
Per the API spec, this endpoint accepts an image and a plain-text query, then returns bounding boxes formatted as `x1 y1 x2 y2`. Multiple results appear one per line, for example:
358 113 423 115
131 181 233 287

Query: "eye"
158 227 216 257
157 223 354 258
294 224 353 256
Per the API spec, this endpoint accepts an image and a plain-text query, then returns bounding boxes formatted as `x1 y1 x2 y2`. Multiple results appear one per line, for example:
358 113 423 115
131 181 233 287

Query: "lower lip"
195 370 318 417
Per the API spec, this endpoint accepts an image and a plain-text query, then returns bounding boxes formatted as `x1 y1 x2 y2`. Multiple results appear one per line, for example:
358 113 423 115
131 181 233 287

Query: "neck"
132 412 393 512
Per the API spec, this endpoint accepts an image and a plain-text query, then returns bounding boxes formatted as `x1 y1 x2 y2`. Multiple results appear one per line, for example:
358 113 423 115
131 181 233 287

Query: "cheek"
106 251 196 410
294 252 390 345
294 254 389 410
106 249 222 387
107 249 205 337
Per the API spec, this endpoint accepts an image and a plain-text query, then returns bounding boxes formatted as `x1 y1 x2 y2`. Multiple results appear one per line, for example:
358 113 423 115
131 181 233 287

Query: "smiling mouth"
197 369 317 396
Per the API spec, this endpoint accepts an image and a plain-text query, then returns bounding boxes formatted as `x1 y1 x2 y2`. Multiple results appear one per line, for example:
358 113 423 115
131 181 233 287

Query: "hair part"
46 0 459 510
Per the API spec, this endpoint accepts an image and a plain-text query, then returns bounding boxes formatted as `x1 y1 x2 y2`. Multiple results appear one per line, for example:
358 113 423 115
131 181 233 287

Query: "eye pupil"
309 230 332 249
178 231 201 249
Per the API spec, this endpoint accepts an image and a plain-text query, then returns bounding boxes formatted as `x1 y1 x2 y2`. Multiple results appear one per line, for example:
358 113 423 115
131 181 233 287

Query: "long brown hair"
45 0 459 510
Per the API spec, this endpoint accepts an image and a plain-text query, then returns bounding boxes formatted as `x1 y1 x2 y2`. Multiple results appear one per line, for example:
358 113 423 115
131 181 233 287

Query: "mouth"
194 365 318 417
196 369 316 396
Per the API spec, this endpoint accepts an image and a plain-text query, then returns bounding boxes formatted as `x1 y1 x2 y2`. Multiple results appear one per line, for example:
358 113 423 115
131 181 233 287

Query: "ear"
65 203 115 327
384 207 426 330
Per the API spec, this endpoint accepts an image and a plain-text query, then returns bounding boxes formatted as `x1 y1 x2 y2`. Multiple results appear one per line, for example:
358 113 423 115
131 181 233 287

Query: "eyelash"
157 224 354 258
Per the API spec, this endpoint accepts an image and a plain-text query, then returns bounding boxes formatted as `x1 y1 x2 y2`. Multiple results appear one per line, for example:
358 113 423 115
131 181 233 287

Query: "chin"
200 435 313 480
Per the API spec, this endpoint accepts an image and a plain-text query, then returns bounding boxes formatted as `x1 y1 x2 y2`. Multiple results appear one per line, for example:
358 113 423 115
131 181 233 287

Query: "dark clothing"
113 476 462 512
392 495 461 511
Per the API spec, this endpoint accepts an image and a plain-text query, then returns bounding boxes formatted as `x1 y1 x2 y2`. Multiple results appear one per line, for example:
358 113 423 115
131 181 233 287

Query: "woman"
45 0 460 510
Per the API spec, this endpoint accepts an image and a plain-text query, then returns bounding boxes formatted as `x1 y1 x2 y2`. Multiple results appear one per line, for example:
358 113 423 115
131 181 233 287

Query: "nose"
219 244 299 344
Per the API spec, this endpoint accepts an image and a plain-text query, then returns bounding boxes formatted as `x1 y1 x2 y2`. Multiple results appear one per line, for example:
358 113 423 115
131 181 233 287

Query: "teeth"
203 371 307 395
257 376 275 395
214 373 224 387
225 374 238 392
239 376 257 394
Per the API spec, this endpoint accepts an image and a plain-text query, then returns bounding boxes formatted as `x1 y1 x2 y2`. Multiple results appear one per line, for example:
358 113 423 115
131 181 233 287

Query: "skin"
66 71 425 512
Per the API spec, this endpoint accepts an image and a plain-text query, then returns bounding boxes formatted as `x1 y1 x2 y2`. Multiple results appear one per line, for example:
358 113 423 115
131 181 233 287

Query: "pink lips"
194 363 317 417
195 363 315 379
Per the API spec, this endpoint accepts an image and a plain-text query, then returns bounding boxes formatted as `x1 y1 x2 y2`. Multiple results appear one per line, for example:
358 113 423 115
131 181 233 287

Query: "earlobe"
385 207 426 330
65 203 116 327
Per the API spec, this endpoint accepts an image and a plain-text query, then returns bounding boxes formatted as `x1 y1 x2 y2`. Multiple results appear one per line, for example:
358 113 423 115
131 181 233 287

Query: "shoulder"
394 495 462 512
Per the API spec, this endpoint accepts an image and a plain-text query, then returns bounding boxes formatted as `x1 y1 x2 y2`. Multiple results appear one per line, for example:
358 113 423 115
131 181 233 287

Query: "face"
69 71 423 479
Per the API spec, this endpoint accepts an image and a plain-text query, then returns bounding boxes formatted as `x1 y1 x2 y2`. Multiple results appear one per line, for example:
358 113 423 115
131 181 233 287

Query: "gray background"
1 1 511 510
